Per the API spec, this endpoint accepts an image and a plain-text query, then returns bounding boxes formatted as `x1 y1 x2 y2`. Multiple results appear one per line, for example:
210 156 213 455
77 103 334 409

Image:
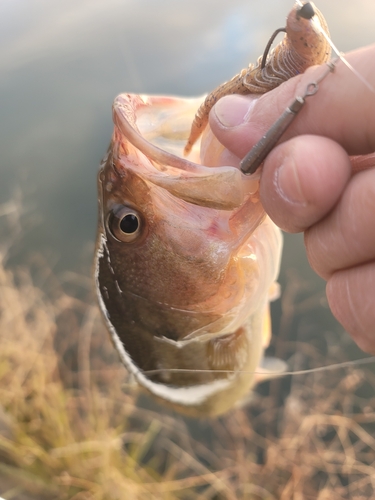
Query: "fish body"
95 94 283 417
95 2 331 417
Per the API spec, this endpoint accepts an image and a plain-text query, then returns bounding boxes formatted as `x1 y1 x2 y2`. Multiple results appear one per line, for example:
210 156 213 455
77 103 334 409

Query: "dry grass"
0 204 374 499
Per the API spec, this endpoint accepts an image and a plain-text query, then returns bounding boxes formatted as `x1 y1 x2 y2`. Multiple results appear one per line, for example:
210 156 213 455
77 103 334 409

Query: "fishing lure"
184 1 331 156
240 57 337 174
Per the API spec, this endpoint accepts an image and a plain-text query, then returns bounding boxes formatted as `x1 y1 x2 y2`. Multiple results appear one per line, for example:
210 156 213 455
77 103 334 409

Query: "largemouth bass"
95 2 330 417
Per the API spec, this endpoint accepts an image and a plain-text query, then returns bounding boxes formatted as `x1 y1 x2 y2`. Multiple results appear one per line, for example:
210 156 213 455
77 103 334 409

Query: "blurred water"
0 0 374 274
1 7 375 496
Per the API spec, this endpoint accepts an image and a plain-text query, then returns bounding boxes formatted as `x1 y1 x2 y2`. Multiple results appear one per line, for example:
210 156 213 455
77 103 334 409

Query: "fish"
95 2 330 417
95 94 283 417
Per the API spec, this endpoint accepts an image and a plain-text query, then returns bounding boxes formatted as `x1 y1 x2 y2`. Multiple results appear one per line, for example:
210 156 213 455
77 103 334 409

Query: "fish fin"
235 357 288 410
268 281 281 301
262 283 280 349
262 303 272 349
255 357 288 384
234 391 258 409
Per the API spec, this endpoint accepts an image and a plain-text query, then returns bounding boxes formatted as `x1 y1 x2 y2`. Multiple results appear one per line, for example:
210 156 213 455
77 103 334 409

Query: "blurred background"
1 1 375 498
1 0 374 275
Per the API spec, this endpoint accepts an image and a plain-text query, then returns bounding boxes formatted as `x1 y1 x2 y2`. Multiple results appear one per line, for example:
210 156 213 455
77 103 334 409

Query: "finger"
327 262 375 354
209 45 375 160
304 167 375 279
259 135 351 233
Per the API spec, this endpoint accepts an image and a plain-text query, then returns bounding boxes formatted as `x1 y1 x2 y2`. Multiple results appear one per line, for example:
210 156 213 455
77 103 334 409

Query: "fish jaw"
95 93 283 416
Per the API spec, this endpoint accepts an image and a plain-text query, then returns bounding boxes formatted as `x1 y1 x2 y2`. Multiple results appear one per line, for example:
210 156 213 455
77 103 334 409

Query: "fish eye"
107 205 143 243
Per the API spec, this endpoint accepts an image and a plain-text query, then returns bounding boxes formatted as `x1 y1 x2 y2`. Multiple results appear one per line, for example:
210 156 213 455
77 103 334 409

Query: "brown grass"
0 205 374 499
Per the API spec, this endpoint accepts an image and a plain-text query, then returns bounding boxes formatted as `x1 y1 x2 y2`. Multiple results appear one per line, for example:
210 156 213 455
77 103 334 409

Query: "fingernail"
214 95 256 128
275 155 306 205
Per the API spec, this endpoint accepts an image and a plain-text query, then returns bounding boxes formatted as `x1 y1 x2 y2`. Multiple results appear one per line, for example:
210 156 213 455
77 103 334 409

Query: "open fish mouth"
96 92 282 400
112 93 260 212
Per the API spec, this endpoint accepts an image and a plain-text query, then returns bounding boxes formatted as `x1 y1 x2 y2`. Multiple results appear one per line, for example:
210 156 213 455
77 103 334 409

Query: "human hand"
208 44 375 353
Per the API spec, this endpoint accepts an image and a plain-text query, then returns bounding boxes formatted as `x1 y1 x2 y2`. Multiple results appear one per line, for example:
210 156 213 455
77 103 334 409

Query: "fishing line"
310 13 375 93
143 355 375 378
241 2 375 174
297 0 374 92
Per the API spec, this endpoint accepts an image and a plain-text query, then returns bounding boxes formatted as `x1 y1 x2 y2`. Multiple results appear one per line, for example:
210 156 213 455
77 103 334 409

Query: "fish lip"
111 93 258 211
112 93 203 172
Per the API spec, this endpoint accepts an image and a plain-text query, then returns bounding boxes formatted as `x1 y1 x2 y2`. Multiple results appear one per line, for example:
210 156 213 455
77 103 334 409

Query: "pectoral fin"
255 357 288 384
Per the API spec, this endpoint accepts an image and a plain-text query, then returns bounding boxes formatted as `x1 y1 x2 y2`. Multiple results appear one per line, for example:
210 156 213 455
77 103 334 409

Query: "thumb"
209 44 375 160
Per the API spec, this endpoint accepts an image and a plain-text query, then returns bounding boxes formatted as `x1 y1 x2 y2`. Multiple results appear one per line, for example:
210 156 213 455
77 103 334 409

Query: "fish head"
98 142 243 315
95 94 283 416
